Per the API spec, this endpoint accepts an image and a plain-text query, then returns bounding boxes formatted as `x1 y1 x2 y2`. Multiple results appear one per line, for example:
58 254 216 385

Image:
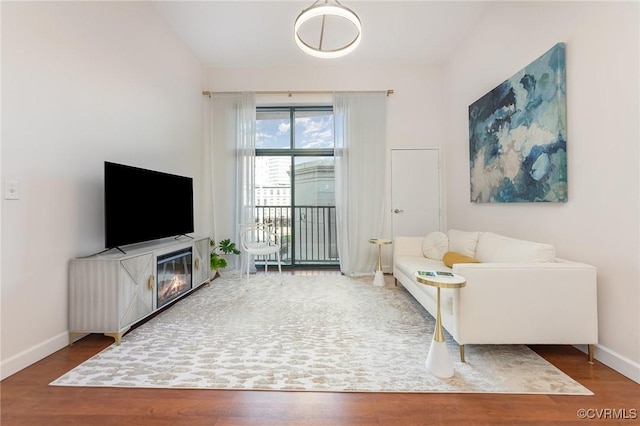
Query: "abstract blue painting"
469 43 567 203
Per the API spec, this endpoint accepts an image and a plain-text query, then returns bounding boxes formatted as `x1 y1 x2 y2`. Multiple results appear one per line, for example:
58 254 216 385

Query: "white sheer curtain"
209 92 256 271
333 92 387 275
235 93 257 232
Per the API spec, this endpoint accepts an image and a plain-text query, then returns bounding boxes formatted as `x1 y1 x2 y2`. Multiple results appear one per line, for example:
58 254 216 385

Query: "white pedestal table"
369 238 392 286
414 270 466 378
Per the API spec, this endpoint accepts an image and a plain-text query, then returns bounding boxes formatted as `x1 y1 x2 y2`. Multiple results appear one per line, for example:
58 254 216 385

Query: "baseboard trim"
575 344 640 384
1 332 69 380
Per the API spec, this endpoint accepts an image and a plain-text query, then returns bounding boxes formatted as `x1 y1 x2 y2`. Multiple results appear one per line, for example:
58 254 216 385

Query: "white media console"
68 236 210 345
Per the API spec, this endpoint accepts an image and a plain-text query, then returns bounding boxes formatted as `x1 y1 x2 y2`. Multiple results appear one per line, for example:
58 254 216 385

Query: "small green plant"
210 238 241 271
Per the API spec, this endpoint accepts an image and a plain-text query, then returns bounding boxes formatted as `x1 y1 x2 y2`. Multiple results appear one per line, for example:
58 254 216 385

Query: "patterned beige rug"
51 274 592 394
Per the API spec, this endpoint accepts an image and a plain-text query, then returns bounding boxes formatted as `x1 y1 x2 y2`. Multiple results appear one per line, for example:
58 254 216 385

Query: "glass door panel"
293 157 337 265
254 156 292 265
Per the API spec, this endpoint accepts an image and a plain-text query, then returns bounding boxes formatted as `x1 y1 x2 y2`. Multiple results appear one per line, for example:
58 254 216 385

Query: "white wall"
444 1 639 381
1 2 205 379
206 64 446 268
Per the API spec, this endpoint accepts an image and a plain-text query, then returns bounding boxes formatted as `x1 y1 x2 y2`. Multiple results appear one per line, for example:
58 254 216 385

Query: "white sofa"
393 229 598 362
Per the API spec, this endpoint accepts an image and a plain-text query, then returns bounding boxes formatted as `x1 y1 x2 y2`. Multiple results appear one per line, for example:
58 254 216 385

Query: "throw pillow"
422 231 449 260
442 251 480 268
447 229 481 257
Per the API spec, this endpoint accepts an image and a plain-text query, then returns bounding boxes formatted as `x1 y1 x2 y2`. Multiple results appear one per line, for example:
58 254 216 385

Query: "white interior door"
391 149 441 238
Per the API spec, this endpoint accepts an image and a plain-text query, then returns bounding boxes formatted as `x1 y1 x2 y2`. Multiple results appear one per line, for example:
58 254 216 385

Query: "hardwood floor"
2 274 639 425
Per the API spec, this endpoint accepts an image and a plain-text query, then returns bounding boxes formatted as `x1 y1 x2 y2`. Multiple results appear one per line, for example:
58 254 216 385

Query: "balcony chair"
239 223 282 283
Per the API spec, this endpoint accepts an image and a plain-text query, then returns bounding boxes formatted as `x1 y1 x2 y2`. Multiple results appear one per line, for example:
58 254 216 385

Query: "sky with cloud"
256 112 334 150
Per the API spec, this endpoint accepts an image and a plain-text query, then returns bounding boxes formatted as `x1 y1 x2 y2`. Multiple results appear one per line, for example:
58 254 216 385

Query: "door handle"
394 209 404 213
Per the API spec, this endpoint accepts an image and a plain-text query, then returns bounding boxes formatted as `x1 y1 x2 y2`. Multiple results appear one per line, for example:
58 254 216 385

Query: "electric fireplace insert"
157 247 193 309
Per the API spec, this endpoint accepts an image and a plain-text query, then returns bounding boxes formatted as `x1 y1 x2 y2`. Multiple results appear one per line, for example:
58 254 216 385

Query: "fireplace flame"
158 274 189 306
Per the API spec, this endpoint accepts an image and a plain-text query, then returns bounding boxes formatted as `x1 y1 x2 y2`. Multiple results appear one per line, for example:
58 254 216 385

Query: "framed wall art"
468 42 567 203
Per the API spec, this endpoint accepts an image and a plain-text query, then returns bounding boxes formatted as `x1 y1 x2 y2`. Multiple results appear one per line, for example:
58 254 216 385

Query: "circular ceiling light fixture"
294 0 362 59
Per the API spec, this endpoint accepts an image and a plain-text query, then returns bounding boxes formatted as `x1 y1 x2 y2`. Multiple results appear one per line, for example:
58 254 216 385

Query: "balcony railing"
254 205 338 266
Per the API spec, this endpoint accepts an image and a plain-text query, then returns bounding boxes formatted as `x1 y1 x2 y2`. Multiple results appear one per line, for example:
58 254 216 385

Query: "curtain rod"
201 89 394 98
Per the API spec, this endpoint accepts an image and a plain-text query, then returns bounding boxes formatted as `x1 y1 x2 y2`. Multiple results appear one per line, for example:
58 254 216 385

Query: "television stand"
68 236 210 345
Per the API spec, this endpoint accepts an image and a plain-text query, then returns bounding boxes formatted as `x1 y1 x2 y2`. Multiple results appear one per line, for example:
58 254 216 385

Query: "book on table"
417 270 454 278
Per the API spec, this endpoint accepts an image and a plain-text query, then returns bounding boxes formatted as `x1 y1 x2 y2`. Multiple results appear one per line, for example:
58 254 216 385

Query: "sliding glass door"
255 107 337 267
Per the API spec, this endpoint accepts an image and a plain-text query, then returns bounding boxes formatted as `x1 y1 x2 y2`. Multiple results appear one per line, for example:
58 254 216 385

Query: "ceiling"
151 1 491 68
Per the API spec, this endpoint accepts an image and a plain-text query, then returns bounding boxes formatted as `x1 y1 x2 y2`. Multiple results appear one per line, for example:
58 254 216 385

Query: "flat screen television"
104 162 194 249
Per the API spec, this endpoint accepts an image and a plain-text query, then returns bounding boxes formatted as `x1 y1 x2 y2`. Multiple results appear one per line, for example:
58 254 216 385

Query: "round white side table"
369 239 392 286
414 270 466 378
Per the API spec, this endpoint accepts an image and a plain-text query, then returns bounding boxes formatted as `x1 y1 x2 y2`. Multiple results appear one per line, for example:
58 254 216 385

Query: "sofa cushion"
422 231 449 260
447 229 480 257
442 251 479 268
475 232 556 263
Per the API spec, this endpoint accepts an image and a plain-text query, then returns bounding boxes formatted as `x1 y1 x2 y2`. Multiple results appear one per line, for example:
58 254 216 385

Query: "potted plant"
210 238 241 276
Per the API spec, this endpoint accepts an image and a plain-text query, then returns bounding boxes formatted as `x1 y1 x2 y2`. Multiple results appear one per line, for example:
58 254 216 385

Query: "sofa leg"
459 345 465 363
394 278 398 287
588 344 595 364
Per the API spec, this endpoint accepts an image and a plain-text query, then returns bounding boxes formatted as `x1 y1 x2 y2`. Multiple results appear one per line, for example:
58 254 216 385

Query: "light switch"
4 181 20 200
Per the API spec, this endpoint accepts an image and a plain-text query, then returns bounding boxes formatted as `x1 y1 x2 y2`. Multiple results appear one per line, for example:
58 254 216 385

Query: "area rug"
51 274 592 395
